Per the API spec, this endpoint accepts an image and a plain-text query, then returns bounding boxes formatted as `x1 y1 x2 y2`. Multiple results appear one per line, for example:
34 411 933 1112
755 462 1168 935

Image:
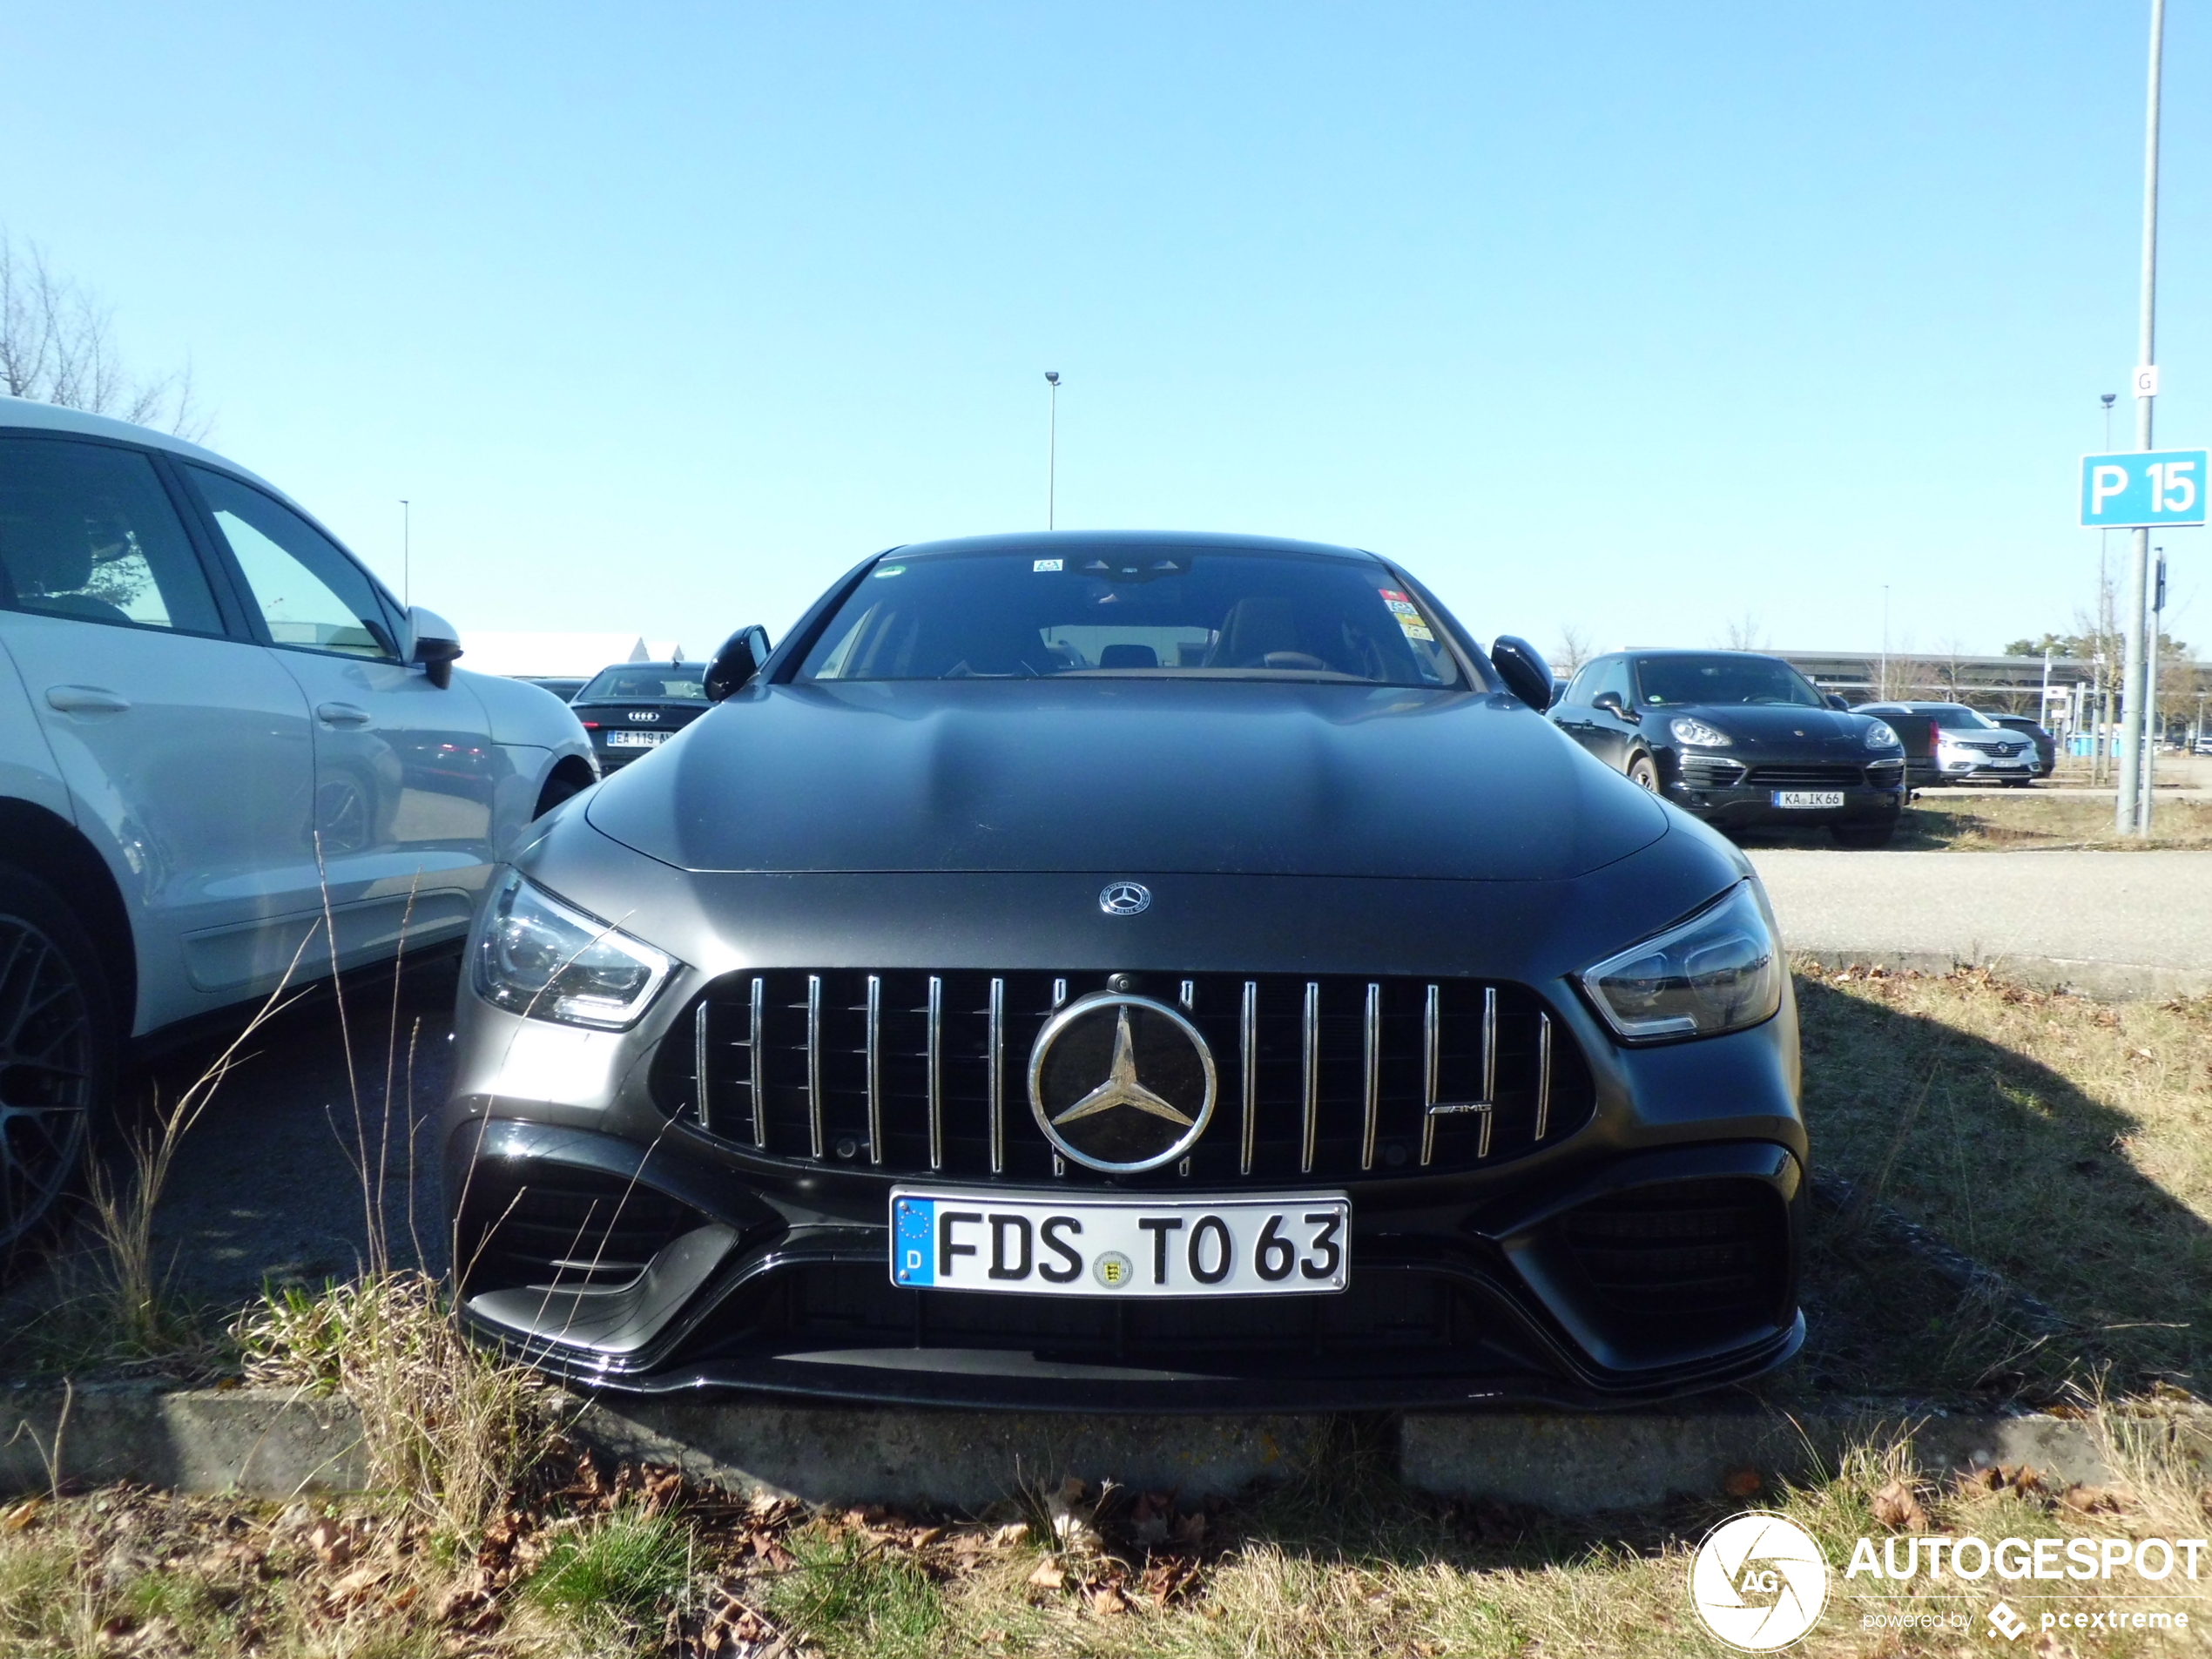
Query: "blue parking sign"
2080 448 2209 528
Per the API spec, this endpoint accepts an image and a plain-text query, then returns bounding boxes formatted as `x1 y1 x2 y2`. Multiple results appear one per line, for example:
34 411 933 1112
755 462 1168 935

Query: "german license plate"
889 1190 1349 1298
606 730 668 748
1773 790 1844 808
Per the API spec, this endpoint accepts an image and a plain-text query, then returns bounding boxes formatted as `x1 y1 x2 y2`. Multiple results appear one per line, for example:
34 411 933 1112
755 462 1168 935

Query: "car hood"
1655 703 1871 753
583 678 1670 880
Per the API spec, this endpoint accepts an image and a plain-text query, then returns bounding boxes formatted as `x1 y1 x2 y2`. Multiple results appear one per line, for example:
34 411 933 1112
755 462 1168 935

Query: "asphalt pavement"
1750 847 2212 998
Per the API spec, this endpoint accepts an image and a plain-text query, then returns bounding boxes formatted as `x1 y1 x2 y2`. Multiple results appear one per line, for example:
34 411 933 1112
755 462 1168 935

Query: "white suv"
0 398 597 1247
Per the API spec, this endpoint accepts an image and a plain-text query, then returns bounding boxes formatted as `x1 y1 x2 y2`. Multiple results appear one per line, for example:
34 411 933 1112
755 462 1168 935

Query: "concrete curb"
1790 948 2209 1002
7 1383 2203 1515
0 1380 365 1498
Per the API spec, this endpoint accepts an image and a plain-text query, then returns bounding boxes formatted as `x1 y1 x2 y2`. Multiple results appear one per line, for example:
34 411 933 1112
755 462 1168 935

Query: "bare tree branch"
0 228 212 439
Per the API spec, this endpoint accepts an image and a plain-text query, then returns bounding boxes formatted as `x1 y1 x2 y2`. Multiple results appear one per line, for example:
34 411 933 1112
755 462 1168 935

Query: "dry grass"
6 1415 2209 1658
1896 792 2212 851
234 1270 554 1552
1792 965 2212 1402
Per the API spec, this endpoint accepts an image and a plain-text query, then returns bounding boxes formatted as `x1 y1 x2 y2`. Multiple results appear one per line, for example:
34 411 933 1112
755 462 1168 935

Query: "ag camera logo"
1690 1512 1830 1650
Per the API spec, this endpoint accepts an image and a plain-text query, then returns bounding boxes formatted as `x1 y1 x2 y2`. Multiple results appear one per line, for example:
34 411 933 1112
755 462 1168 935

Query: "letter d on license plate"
890 1190 1350 1298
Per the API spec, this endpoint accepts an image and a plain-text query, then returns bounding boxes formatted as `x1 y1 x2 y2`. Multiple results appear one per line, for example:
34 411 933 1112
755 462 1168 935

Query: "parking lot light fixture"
1044 371 1061 530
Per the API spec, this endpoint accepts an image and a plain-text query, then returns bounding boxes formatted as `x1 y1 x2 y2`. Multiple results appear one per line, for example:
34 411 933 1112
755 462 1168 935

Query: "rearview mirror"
705 625 773 701
1591 690 1627 716
1825 693 1850 711
408 605 462 690
1488 636 1554 711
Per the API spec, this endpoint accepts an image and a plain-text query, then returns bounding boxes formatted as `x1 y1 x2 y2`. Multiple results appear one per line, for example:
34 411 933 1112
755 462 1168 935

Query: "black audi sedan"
1551 650 1906 846
443 533 1806 1410
570 661 711 772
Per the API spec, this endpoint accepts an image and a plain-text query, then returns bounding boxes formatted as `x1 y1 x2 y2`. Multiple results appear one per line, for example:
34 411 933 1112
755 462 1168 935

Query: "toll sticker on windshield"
1379 589 1433 639
1034 558 1063 572
873 564 907 579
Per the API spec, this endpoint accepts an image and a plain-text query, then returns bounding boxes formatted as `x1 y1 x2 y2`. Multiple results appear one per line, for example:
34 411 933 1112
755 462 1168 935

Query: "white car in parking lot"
0 397 597 1247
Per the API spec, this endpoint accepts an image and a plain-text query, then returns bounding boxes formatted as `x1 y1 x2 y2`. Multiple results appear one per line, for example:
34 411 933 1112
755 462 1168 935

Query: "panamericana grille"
658 972 1595 1184
1742 764 1866 788
1557 1177 1787 1327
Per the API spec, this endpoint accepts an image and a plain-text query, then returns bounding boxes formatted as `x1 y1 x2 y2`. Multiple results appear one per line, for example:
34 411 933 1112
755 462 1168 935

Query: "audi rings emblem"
1099 880 1151 916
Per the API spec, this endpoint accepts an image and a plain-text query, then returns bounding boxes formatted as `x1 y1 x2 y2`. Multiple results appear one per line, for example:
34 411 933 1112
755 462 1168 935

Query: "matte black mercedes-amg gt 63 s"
444 533 1805 1410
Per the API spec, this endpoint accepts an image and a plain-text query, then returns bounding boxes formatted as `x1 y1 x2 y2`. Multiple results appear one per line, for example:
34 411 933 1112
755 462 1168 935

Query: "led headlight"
1864 719 1901 750
1669 717 1733 747
474 871 676 1028
1580 880 1783 1043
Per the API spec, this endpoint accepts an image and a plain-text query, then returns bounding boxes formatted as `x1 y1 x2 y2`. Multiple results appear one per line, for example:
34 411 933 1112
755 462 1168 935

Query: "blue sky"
3 3 2204 661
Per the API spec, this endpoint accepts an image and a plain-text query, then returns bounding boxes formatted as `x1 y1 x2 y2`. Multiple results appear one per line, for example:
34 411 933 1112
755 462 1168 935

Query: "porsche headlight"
1669 717 1733 748
1864 720 1901 750
1580 881 1783 1042
474 872 675 1028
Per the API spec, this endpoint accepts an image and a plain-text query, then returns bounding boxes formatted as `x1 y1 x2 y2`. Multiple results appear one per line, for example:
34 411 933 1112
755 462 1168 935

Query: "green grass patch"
764 1524 948 1659
525 1505 693 1622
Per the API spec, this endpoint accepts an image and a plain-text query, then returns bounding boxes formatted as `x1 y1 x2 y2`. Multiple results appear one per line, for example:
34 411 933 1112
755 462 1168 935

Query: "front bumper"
445 1116 1805 1409
1664 780 1904 828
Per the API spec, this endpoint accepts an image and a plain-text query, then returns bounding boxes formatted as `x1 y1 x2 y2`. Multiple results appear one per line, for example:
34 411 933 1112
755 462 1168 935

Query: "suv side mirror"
408 605 463 689
1591 689 1628 716
1825 693 1850 711
1489 636 1555 711
705 624 772 701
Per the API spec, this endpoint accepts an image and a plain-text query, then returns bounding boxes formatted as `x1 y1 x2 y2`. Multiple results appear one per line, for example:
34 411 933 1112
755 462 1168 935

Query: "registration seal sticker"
1093 1251 1133 1290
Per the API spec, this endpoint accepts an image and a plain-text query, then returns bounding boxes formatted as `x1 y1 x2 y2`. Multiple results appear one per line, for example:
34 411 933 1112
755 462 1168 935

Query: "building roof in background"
461 631 687 677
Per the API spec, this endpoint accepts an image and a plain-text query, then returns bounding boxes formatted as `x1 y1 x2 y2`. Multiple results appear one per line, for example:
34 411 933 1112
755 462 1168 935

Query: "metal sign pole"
2118 0 2166 834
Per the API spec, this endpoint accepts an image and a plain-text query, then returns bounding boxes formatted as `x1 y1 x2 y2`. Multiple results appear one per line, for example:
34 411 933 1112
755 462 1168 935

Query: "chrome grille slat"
865 974 884 1166
1300 980 1320 1175
927 974 944 1170
1238 980 1258 1177
685 968 1593 1182
748 976 766 1149
987 976 1006 1176
1359 981 1381 1171
805 974 824 1159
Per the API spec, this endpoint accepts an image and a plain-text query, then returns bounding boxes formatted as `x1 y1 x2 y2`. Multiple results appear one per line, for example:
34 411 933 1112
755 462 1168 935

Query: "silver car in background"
1855 701 2038 786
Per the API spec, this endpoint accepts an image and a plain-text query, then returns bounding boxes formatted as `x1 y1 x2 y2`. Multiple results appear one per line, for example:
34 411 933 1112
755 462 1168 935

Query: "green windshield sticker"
873 564 907 579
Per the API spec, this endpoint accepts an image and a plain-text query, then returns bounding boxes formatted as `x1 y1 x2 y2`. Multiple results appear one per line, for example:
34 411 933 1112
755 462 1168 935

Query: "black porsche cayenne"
443 532 1806 1409
1551 650 1907 847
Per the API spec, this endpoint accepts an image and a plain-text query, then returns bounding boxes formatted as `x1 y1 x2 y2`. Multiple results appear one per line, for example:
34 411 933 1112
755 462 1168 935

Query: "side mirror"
705 624 772 702
1489 635 1555 711
1591 690 1627 716
408 605 463 689
1825 693 1850 711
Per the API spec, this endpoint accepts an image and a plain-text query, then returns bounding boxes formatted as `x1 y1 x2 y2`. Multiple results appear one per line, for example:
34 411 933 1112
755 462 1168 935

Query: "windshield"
579 667 707 701
1926 705 1994 730
797 546 1464 686
1632 654 1824 709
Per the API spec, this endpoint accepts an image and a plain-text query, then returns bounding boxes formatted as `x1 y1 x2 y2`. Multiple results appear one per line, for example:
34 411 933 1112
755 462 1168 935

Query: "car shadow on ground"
1777 973 2210 1406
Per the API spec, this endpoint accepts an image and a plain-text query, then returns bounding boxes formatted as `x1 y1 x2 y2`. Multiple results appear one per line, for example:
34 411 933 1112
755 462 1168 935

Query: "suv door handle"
316 702 373 727
45 685 132 714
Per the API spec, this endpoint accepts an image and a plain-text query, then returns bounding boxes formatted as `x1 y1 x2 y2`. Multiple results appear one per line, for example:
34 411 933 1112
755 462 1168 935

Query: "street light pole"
1043 371 1061 530
2117 0 2166 834
401 499 411 608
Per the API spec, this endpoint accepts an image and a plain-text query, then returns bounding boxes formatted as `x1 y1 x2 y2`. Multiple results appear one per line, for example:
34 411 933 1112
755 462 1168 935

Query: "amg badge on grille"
1028 993 1216 1172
